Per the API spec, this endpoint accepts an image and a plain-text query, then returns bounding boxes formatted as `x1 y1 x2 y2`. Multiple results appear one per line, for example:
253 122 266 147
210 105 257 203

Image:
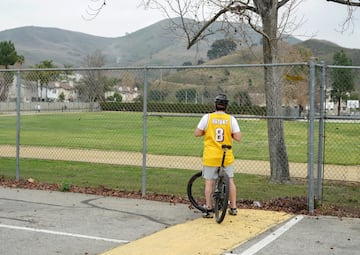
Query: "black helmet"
215 94 228 110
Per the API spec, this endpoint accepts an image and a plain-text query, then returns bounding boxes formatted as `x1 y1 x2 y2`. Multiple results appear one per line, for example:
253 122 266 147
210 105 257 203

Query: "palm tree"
34 60 58 101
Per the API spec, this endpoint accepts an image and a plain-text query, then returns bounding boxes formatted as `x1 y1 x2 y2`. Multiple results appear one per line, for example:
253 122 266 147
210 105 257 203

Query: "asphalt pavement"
0 186 359 255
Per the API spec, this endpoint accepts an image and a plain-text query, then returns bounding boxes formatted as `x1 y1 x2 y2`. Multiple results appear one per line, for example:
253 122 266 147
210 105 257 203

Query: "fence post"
141 67 149 197
316 61 326 205
16 70 21 181
308 57 316 213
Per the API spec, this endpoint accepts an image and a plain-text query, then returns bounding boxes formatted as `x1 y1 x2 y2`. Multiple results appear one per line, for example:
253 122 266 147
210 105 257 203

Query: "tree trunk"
337 98 341 116
0 84 5 101
259 1 290 183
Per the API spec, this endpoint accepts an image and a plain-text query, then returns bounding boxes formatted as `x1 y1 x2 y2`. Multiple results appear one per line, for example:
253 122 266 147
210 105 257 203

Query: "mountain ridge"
0 19 359 67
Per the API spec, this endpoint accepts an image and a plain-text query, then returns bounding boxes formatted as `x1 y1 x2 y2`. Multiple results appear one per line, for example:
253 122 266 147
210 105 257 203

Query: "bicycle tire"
187 171 207 213
214 173 230 223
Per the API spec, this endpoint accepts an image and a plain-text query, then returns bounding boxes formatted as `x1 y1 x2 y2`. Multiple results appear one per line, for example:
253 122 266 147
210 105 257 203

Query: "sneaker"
228 208 238 216
202 211 214 218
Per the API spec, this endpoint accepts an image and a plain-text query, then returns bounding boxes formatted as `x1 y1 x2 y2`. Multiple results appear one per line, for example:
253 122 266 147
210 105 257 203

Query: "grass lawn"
0 112 358 164
0 112 359 214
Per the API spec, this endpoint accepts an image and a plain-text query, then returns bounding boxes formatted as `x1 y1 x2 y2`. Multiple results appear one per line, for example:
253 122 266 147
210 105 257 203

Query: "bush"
100 102 266 115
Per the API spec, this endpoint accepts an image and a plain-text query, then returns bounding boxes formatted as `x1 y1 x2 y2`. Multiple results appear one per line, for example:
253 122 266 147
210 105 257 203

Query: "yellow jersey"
202 112 235 166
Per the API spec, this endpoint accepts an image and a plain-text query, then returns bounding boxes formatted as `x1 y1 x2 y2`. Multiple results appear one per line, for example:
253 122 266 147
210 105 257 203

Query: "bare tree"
77 50 107 107
142 0 295 183
140 0 359 183
92 0 359 183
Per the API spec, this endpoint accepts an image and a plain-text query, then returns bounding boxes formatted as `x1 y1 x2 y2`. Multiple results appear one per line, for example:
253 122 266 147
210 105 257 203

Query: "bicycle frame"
213 144 231 223
187 144 232 223
218 144 232 176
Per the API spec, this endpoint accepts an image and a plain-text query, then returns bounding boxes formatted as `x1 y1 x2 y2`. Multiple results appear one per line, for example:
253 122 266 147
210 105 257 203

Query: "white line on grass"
225 215 304 255
0 223 129 244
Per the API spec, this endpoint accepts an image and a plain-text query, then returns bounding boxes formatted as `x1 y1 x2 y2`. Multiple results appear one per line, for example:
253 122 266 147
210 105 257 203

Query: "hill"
0 18 359 67
0 18 296 67
296 39 360 65
0 19 221 67
0 26 112 67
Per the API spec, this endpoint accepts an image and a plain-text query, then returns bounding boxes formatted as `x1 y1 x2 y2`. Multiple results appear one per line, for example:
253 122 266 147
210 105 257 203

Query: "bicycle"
187 144 231 224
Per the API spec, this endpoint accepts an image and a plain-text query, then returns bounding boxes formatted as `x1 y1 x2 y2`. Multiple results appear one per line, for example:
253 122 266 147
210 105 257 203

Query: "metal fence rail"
0 62 359 212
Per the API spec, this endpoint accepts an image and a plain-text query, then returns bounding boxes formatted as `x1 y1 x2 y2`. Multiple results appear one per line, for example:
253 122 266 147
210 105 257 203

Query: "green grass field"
0 112 358 164
0 112 359 212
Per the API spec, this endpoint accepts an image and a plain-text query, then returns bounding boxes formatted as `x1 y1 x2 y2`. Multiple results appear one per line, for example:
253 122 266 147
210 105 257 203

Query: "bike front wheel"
214 173 230 223
187 171 207 213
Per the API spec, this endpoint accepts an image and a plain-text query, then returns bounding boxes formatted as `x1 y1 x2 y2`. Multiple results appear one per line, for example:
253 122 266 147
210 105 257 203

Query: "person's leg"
204 179 214 209
202 166 216 210
229 178 237 209
202 166 216 218
225 165 237 215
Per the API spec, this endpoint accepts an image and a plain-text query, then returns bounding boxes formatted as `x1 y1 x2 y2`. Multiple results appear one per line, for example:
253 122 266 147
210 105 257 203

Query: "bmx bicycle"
187 144 232 224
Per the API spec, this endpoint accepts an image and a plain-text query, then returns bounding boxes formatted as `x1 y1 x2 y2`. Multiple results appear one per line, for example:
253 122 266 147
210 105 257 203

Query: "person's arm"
232 131 242 142
194 128 205 137
231 115 241 142
194 114 208 137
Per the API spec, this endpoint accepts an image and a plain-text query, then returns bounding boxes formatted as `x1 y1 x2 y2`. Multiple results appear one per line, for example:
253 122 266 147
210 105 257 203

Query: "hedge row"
100 102 266 115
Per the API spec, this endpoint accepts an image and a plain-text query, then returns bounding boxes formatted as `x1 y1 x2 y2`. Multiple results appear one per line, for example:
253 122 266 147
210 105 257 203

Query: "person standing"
194 94 242 218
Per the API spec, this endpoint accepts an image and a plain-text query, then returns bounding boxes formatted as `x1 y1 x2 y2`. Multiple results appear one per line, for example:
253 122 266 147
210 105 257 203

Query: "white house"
7 75 79 102
47 81 78 102
105 86 140 102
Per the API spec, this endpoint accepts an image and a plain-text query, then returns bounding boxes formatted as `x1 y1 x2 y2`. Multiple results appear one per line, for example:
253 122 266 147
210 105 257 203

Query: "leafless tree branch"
82 0 107 21
326 0 360 6
326 0 359 33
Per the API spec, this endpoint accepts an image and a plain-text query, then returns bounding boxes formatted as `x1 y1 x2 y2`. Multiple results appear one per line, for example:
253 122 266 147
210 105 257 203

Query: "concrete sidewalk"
0 186 197 255
0 186 359 255
231 215 360 255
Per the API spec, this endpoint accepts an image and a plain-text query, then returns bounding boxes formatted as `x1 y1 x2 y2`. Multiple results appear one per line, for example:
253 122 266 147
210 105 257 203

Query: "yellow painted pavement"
100 209 293 255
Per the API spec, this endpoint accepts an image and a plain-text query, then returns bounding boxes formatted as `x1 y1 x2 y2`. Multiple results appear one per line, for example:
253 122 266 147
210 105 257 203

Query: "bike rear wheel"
187 171 207 213
214 173 230 223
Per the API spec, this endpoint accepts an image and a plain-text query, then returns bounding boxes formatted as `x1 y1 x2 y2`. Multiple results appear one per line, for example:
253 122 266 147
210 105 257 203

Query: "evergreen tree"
0 41 23 100
330 50 355 115
0 41 19 68
207 39 237 60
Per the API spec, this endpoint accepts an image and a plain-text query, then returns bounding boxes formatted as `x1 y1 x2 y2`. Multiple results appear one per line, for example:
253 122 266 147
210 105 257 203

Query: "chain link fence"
316 63 360 208
0 62 359 211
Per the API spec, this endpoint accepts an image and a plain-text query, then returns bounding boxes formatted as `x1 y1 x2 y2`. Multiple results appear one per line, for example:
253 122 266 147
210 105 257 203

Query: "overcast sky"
0 0 359 49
